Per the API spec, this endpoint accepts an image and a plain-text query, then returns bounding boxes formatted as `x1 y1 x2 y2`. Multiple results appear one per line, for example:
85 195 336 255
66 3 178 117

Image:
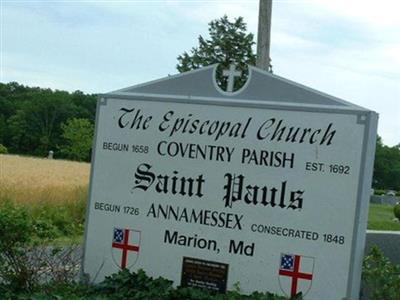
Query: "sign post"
83 64 377 299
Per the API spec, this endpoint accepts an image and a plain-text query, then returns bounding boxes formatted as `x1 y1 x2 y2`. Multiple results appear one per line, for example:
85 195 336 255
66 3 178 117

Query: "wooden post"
256 0 273 71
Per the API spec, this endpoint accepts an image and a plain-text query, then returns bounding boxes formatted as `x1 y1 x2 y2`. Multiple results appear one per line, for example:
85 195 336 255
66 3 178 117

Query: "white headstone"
83 64 377 300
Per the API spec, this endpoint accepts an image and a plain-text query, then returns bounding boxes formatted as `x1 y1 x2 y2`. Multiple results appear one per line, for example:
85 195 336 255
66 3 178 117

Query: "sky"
1 0 399 146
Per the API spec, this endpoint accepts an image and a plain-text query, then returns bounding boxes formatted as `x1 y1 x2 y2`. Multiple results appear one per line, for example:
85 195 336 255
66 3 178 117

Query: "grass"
0 154 90 204
0 154 90 242
368 203 400 231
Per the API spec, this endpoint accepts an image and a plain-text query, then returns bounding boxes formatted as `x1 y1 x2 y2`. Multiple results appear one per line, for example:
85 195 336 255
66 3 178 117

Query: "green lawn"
368 203 400 231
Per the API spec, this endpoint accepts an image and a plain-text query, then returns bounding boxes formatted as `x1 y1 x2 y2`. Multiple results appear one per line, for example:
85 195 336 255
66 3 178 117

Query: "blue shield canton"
280 254 294 271
113 228 124 243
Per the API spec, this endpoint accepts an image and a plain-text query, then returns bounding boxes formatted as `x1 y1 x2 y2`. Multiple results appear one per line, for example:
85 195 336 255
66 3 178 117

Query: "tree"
373 136 400 190
16 90 77 155
7 110 30 153
70 90 97 122
0 114 6 144
177 15 256 91
60 118 94 161
0 82 97 157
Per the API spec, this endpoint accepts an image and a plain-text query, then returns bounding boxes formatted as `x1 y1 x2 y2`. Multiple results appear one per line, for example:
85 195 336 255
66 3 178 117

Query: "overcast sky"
1 0 399 146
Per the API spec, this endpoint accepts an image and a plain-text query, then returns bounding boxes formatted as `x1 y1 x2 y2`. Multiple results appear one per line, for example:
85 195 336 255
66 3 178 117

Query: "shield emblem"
111 228 141 269
278 253 314 298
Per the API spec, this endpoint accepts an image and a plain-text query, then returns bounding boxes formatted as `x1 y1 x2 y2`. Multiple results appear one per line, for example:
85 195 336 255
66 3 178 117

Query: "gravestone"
82 64 378 300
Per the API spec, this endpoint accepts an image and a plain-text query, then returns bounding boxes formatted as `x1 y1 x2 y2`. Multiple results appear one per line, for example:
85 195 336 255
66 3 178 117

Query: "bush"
374 189 386 196
95 269 175 300
394 204 400 220
29 190 87 238
0 144 8 154
0 200 44 292
0 268 294 299
93 269 292 300
0 201 81 294
0 281 93 300
362 246 400 300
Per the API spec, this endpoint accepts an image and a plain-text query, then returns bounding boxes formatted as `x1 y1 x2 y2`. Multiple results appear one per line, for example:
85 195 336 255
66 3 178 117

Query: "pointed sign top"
106 64 369 111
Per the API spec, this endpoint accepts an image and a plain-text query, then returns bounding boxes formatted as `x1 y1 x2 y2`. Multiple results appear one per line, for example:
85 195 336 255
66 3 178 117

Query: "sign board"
83 64 377 300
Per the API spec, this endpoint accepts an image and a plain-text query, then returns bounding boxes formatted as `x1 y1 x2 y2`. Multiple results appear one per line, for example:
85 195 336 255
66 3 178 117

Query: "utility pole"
256 0 273 72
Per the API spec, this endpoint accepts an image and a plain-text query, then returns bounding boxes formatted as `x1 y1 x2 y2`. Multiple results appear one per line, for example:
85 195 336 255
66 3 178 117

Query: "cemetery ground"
368 204 400 231
1 154 399 299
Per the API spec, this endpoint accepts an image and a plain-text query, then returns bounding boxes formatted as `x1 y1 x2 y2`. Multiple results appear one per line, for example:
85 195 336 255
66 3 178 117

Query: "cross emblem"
112 228 140 269
279 254 313 297
222 64 242 92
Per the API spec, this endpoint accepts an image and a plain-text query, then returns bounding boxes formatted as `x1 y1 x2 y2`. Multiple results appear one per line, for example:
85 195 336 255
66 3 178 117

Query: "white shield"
278 253 314 298
111 228 141 269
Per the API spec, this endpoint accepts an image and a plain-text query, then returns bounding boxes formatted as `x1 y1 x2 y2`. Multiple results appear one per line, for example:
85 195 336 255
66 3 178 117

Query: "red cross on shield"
278 253 314 297
111 228 141 269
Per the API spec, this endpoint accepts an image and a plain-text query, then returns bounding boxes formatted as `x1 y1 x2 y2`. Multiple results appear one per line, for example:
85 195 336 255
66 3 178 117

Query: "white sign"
83 66 377 300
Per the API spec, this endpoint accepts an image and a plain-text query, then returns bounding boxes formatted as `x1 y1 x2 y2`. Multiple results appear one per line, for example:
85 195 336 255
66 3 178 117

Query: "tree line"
374 136 400 191
0 82 96 161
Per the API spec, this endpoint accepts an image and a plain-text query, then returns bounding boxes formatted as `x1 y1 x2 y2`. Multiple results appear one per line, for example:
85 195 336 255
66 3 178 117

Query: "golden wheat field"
0 154 90 204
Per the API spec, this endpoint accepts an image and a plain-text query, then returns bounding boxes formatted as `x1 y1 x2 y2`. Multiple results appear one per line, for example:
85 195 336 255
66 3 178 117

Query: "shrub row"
0 269 295 300
1 250 399 300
